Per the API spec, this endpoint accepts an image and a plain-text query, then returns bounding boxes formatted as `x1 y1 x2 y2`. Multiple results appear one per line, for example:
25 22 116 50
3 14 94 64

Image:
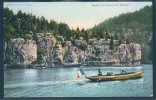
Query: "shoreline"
3 64 152 69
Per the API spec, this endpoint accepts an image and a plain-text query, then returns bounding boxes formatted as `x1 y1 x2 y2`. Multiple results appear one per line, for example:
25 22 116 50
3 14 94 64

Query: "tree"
78 43 88 51
78 43 88 61
98 30 104 39
58 23 70 36
48 20 58 31
61 41 66 47
109 36 114 50
115 34 118 40
94 47 101 56
4 24 14 41
126 38 130 44
148 39 153 63
105 32 111 40
21 21 31 34
84 31 89 43
55 42 59 49
71 40 76 46
65 29 72 41
33 32 38 43
4 8 14 21
36 47 46 64
81 28 85 33
77 27 80 33
17 10 23 19
74 30 80 39
41 16 48 33
119 38 125 45
36 17 41 33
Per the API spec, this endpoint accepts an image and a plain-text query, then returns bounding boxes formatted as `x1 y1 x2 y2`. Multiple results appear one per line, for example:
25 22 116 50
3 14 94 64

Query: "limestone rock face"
63 39 141 66
5 38 37 66
4 34 142 68
37 34 57 67
115 43 141 65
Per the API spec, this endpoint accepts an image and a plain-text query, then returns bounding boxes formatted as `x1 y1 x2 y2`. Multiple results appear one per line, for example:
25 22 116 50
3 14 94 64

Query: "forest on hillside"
90 5 153 64
3 8 130 42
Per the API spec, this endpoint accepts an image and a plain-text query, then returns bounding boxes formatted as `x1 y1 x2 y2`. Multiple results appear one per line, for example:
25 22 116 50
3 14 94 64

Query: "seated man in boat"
107 72 113 76
121 70 126 74
98 69 102 76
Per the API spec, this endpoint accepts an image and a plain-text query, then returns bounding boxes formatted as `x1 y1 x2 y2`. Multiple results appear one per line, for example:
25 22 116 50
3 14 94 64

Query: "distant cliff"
4 33 141 68
90 5 152 64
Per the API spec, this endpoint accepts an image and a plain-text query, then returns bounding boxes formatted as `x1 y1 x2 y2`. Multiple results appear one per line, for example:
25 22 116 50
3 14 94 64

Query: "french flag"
77 71 81 78
77 68 86 78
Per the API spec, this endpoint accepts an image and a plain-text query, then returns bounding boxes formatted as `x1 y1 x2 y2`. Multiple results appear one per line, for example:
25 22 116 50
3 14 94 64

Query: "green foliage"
148 39 153 63
56 36 63 41
76 27 80 33
84 31 89 43
126 38 130 44
32 47 46 64
4 8 113 43
88 41 93 45
81 28 85 33
48 20 58 32
71 40 76 46
33 32 37 41
55 42 59 49
21 34 32 40
63 49 69 60
97 36 100 40
141 45 152 64
114 34 118 40
94 47 101 56
38 47 46 55
58 23 70 36
78 43 88 51
90 5 152 63
75 31 80 39
109 36 114 50
4 57 11 64
40 16 48 33
105 32 111 40
61 41 66 47
119 38 124 45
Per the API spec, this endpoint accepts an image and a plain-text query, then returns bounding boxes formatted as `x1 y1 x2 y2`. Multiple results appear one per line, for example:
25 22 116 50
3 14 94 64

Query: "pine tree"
109 36 114 50
126 38 130 44
115 34 118 40
85 31 89 43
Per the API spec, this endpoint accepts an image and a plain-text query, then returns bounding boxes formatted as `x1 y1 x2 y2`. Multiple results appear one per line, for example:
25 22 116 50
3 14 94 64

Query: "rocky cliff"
4 38 37 68
4 33 141 68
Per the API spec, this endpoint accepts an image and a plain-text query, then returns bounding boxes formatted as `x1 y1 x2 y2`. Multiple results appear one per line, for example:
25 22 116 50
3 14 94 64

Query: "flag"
77 71 81 78
80 68 85 75
77 68 86 78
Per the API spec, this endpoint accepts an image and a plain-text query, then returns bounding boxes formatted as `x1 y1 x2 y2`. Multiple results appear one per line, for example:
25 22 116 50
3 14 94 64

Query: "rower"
121 70 126 74
98 69 102 76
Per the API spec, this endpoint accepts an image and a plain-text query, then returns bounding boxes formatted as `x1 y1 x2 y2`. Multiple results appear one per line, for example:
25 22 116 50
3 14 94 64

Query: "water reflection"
24 69 38 77
23 69 38 82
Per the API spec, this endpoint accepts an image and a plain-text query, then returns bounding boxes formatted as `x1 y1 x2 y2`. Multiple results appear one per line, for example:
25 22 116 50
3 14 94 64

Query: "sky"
4 2 152 30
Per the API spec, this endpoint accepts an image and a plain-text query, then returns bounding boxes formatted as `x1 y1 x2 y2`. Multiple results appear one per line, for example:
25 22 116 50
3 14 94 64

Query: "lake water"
4 65 153 97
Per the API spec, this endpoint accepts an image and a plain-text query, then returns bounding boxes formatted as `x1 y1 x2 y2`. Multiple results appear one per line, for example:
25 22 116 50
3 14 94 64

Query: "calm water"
4 65 153 97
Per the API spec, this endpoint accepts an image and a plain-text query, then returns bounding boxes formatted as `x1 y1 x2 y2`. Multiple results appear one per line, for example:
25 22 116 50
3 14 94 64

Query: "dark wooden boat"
85 72 143 81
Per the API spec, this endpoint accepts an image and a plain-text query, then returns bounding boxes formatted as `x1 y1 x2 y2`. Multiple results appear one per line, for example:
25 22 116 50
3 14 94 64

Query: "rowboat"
85 72 143 81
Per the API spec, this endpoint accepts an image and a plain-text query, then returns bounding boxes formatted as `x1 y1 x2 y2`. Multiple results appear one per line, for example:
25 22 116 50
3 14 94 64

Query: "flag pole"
81 67 87 77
